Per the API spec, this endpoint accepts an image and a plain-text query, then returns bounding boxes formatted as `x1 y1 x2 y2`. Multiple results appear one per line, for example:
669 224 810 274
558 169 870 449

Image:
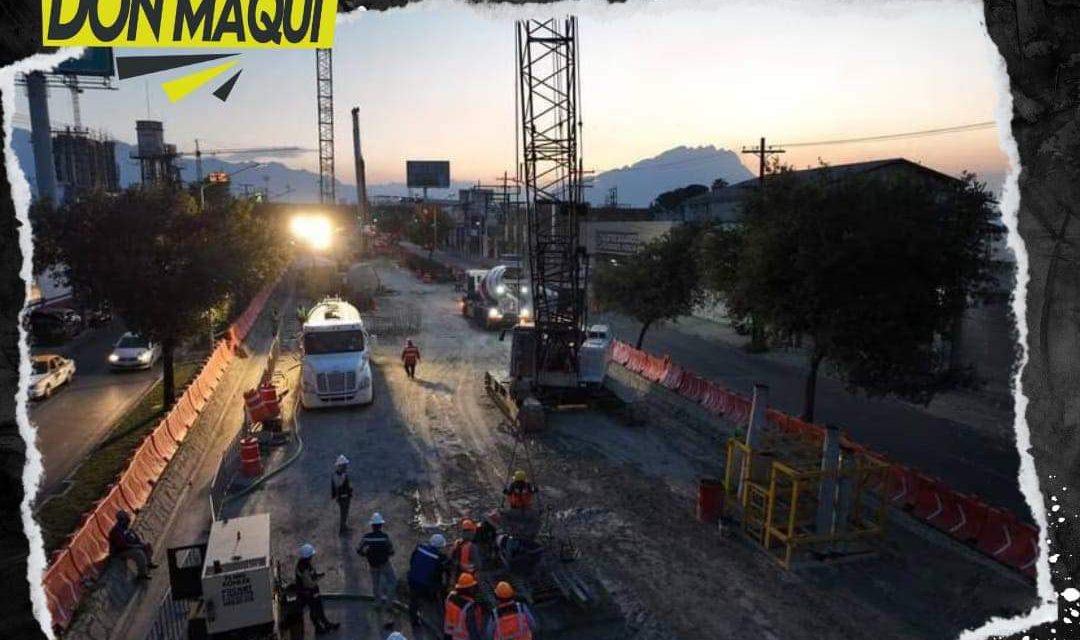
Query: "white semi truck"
299 297 374 408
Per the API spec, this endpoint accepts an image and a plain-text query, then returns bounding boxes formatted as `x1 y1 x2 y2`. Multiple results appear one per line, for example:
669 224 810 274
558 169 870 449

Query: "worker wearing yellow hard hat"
504 470 537 510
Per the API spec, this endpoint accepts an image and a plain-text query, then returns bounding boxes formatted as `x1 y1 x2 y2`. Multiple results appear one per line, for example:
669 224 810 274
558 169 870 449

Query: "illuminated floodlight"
290 214 333 251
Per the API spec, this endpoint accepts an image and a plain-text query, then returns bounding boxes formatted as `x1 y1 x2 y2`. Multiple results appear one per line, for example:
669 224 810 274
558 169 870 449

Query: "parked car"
29 354 76 400
27 309 80 346
51 308 83 332
108 333 161 370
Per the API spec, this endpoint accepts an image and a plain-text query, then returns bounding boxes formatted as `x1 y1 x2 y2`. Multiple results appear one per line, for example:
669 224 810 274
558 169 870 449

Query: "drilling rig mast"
516 16 587 390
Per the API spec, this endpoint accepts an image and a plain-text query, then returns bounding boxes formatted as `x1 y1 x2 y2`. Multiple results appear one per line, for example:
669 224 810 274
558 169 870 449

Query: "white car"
108 333 161 370
30 354 75 400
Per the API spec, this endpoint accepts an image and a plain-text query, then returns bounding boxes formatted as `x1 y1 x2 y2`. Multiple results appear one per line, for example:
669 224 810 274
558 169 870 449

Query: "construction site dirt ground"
222 257 1036 640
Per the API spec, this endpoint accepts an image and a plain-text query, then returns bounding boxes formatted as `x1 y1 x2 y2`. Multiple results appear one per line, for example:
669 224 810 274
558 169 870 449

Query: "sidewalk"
400 241 1028 518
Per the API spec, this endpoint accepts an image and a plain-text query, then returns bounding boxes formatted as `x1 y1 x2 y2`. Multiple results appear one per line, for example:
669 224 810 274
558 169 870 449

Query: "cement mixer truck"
461 264 530 329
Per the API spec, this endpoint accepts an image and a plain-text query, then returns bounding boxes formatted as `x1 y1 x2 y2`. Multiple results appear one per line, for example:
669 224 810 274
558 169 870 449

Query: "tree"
711 165 998 421
405 205 453 256
593 225 704 348
39 186 285 405
653 184 708 212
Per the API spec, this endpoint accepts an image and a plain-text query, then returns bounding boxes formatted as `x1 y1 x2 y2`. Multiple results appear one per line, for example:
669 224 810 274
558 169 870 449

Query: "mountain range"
10 128 753 208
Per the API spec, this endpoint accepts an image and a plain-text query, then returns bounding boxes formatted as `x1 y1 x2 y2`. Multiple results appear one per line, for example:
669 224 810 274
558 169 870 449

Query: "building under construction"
131 120 182 186
51 128 119 200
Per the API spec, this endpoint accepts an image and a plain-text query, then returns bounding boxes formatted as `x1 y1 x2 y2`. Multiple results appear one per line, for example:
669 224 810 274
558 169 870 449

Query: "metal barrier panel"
145 589 191 640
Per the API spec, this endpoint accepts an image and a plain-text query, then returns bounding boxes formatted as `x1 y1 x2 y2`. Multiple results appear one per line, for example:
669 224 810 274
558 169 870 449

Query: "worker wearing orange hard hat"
487 582 537 640
445 573 488 640
449 518 481 576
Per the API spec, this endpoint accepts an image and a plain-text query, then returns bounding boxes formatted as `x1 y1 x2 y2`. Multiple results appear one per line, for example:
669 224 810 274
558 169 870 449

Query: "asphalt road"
29 322 160 500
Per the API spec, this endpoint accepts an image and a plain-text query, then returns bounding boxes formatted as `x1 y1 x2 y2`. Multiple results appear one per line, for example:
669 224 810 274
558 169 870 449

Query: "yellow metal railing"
724 437 889 569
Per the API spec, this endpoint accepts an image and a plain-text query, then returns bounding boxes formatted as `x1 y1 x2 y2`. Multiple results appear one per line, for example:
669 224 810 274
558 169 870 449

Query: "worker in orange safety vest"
445 573 487 640
402 339 421 379
503 470 537 510
449 518 480 576
486 581 537 640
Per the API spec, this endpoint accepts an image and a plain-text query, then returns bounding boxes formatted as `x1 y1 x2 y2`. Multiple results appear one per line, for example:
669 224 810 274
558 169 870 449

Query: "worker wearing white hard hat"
386 632 408 640
295 544 339 633
331 454 354 534
406 531 452 626
358 512 396 615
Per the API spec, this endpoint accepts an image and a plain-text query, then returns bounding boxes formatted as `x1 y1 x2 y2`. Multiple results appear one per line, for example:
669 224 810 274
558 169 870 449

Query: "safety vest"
493 602 532 640
444 592 474 637
452 539 476 573
507 482 535 509
452 599 484 640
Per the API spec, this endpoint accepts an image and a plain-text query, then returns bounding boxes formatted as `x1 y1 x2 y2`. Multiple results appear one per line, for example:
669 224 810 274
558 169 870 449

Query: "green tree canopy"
593 224 704 348
707 165 999 420
36 186 285 404
654 184 708 212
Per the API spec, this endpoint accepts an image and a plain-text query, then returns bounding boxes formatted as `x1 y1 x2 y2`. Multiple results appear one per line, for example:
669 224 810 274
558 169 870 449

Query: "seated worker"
503 470 537 510
108 510 157 580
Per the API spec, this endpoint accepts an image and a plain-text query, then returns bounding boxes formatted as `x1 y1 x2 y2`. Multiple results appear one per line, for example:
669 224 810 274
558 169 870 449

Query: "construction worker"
407 533 451 625
295 544 340 634
330 455 354 534
358 512 397 614
447 573 489 640
486 582 537 640
108 510 157 580
503 470 538 510
401 339 421 379
386 633 408 640
449 519 480 576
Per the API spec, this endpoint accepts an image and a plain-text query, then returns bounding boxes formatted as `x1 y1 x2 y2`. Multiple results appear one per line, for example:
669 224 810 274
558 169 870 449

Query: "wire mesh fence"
145 589 190 640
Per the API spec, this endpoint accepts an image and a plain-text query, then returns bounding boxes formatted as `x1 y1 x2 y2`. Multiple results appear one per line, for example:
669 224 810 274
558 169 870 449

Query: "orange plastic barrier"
609 338 1041 581
659 364 684 390
44 275 282 630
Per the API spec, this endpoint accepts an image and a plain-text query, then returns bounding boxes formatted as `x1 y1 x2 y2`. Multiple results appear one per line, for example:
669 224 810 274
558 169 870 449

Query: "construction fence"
608 340 1039 579
41 279 279 632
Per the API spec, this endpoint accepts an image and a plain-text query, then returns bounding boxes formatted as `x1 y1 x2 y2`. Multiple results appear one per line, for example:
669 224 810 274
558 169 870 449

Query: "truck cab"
300 297 374 408
578 324 612 386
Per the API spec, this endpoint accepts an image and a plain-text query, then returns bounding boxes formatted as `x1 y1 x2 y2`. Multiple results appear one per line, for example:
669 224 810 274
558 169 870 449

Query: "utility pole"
741 136 785 186
740 136 785 352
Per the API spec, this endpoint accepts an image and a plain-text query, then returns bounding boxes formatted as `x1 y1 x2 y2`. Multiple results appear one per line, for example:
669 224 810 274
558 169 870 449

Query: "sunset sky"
15 0 1008 189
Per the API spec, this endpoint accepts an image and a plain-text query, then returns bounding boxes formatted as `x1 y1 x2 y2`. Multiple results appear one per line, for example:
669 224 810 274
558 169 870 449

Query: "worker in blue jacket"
407 533 452 626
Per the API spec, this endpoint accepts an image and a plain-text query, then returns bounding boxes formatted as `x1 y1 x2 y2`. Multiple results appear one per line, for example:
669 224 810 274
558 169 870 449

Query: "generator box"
202 514 274 636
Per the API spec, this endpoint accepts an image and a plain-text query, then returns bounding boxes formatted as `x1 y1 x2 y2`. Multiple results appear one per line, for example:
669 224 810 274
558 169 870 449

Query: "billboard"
54 47 115 78
406 161 450 189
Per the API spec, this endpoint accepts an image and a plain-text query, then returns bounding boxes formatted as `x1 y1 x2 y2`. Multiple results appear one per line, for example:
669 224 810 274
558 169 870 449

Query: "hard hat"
513 470 527 482
335 454 349 467
386 633 407 640
429 533 447 549
455 573 478 590
461 518 477 532
299 544 316 559
495 581 515 599
370 512 385 526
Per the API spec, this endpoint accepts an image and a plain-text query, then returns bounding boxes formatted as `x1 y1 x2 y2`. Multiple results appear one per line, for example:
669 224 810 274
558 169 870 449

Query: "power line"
599 121 998 174
780 121 995 148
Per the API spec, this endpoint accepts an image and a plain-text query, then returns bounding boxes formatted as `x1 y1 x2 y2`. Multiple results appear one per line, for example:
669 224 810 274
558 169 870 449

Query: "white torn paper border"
1 44 88 640
955 17 1058 640
0 1 1068 638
